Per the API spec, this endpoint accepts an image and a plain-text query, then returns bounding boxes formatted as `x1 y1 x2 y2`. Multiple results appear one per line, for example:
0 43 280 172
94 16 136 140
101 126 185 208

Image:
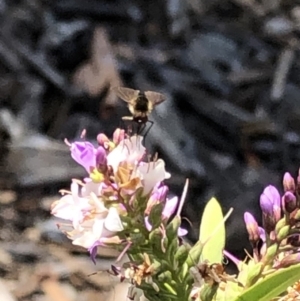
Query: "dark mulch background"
0 0 300 300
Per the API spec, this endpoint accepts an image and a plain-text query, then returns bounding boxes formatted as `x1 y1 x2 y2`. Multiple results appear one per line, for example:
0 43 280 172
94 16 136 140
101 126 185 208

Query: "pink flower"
177 227 188 236
145 195 187 237
145 184 168 215
162 196 178 219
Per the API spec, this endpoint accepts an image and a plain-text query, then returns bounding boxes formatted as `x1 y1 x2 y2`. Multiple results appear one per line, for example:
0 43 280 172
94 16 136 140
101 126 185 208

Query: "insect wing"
144 91 166 106
112 87 140 103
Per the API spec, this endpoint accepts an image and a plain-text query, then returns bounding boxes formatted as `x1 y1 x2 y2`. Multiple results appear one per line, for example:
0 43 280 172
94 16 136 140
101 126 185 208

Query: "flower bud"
162 196 178 220
148 202 164 229
246 262 263 286
282 191 297 213
283 172 295 192
149 228 165 253
294 209 300 220
186 241 204 268
158 270 172 282
113 128 125 145
97 133 109 145
262 215 276 234
275 218 286 233
166 215 181 241
263 244 278 264
279 253 300 268
260 192 273 215
175 243 191 267
145 185 168 215
96 146 107 169
97 133 114 151
276 225 290 242
244 212 260 244
150 259 162 272
287 235 300 247
297 168 300 195
200 283 218 301
260 185 281 233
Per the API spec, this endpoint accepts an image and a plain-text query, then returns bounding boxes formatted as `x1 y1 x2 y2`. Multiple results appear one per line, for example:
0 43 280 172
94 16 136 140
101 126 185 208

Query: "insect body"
112 86 165 135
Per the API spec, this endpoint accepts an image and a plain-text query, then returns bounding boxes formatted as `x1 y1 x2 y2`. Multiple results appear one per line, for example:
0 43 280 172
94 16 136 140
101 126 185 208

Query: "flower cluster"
51 126 300 301
220 171 300 300
51 129 183 262
243 173 300 270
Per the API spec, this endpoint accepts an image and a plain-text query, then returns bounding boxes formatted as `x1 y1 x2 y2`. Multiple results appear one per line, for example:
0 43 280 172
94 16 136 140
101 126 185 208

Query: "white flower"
51 181 92 229
70 207 124 249
107 136 145 172
136 159 171 195
81 178 103 197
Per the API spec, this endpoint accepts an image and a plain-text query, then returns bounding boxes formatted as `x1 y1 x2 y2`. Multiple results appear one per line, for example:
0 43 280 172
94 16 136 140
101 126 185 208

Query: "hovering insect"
112 86 166 135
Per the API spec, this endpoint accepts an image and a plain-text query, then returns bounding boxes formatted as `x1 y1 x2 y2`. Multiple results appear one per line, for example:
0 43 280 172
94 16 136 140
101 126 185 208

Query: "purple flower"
145 185 168 215
258 227 266 242
95 146 107 170
278 253 300 268
177 227 188 236
260 193 273 215
260 185 281 233
89 244 99 264
282 191 297 213
266 185 281 207
283 172 295 192
244 212 260 243
162 196 178 219
260 185 281 215
70 141 97 173
244 212 257 225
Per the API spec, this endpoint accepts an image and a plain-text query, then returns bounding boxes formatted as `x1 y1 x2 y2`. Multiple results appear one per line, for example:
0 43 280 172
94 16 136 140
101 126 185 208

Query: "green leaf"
233 263 300 301
199 197 225 264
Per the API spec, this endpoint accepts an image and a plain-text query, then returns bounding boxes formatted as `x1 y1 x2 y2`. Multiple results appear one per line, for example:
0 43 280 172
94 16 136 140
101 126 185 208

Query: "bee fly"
112 86 166 136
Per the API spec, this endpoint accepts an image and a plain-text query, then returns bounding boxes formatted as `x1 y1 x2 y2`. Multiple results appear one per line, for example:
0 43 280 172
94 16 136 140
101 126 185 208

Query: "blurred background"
1 0 300 300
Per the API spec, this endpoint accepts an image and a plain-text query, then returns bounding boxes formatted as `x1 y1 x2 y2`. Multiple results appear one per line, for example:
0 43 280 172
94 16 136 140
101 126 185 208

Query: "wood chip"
13 268 39 299
0 190 17 204
48 246 116 288
41 278 74 301
0 279 16 301
72 27 121 108
271 45 295 102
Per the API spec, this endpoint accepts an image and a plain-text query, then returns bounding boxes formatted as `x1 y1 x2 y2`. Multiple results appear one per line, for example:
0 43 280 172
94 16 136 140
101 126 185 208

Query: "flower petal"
107 136 145 172
178 227 188 236
104 207 124 232
70 141 97 173
162 196 178 219
138 159 170 195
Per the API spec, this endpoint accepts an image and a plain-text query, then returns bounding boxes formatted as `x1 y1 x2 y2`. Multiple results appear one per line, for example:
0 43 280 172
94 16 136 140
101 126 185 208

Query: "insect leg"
142 120 154 146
